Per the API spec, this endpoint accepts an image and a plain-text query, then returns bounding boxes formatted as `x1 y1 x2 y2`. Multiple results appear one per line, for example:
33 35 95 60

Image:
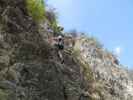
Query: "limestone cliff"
74 37 133 100
0 0 133 100
0 0 93 100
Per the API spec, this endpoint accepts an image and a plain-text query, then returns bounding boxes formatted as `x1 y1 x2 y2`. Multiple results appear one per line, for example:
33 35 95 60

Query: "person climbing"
48 34 65 64
49 26 65 63
56 35 64 64
47 26 77 64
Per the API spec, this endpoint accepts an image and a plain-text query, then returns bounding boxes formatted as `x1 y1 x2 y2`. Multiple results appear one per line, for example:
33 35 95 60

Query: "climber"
48 34 65 64
56 35 64 64
47 26 65 63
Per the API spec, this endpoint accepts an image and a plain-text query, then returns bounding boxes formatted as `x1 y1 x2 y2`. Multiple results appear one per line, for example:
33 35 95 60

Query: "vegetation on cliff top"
26 0 59 35
26 0 45 22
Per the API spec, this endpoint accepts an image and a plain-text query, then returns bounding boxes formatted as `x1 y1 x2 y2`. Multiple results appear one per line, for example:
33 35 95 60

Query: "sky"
46 0 133 69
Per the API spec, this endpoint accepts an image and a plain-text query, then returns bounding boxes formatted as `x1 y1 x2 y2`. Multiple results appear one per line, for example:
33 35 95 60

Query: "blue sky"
47 0 133 69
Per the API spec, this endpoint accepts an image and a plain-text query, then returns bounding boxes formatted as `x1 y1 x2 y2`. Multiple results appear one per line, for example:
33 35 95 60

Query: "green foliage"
45 9 57 24
80 60 94 82
45 8 60 35
72 48 94 82
51 20 58 34
26 0 45 22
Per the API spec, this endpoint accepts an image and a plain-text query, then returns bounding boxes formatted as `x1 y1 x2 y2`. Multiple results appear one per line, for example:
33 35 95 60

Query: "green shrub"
45 9 58 24
26 0 45 22
72 48 94 82
45 8 59 35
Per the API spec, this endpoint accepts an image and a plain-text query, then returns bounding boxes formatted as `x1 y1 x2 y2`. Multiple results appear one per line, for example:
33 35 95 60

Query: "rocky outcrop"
0 0 38 34
74 37 133 100
0 0 93 100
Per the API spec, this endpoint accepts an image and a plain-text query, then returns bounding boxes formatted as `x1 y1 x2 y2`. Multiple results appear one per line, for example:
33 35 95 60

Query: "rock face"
75 37 133 100
0 0 91 100
0 0 133 100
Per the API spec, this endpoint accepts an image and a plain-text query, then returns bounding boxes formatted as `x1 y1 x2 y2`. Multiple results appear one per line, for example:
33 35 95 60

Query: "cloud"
113 46 122 57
